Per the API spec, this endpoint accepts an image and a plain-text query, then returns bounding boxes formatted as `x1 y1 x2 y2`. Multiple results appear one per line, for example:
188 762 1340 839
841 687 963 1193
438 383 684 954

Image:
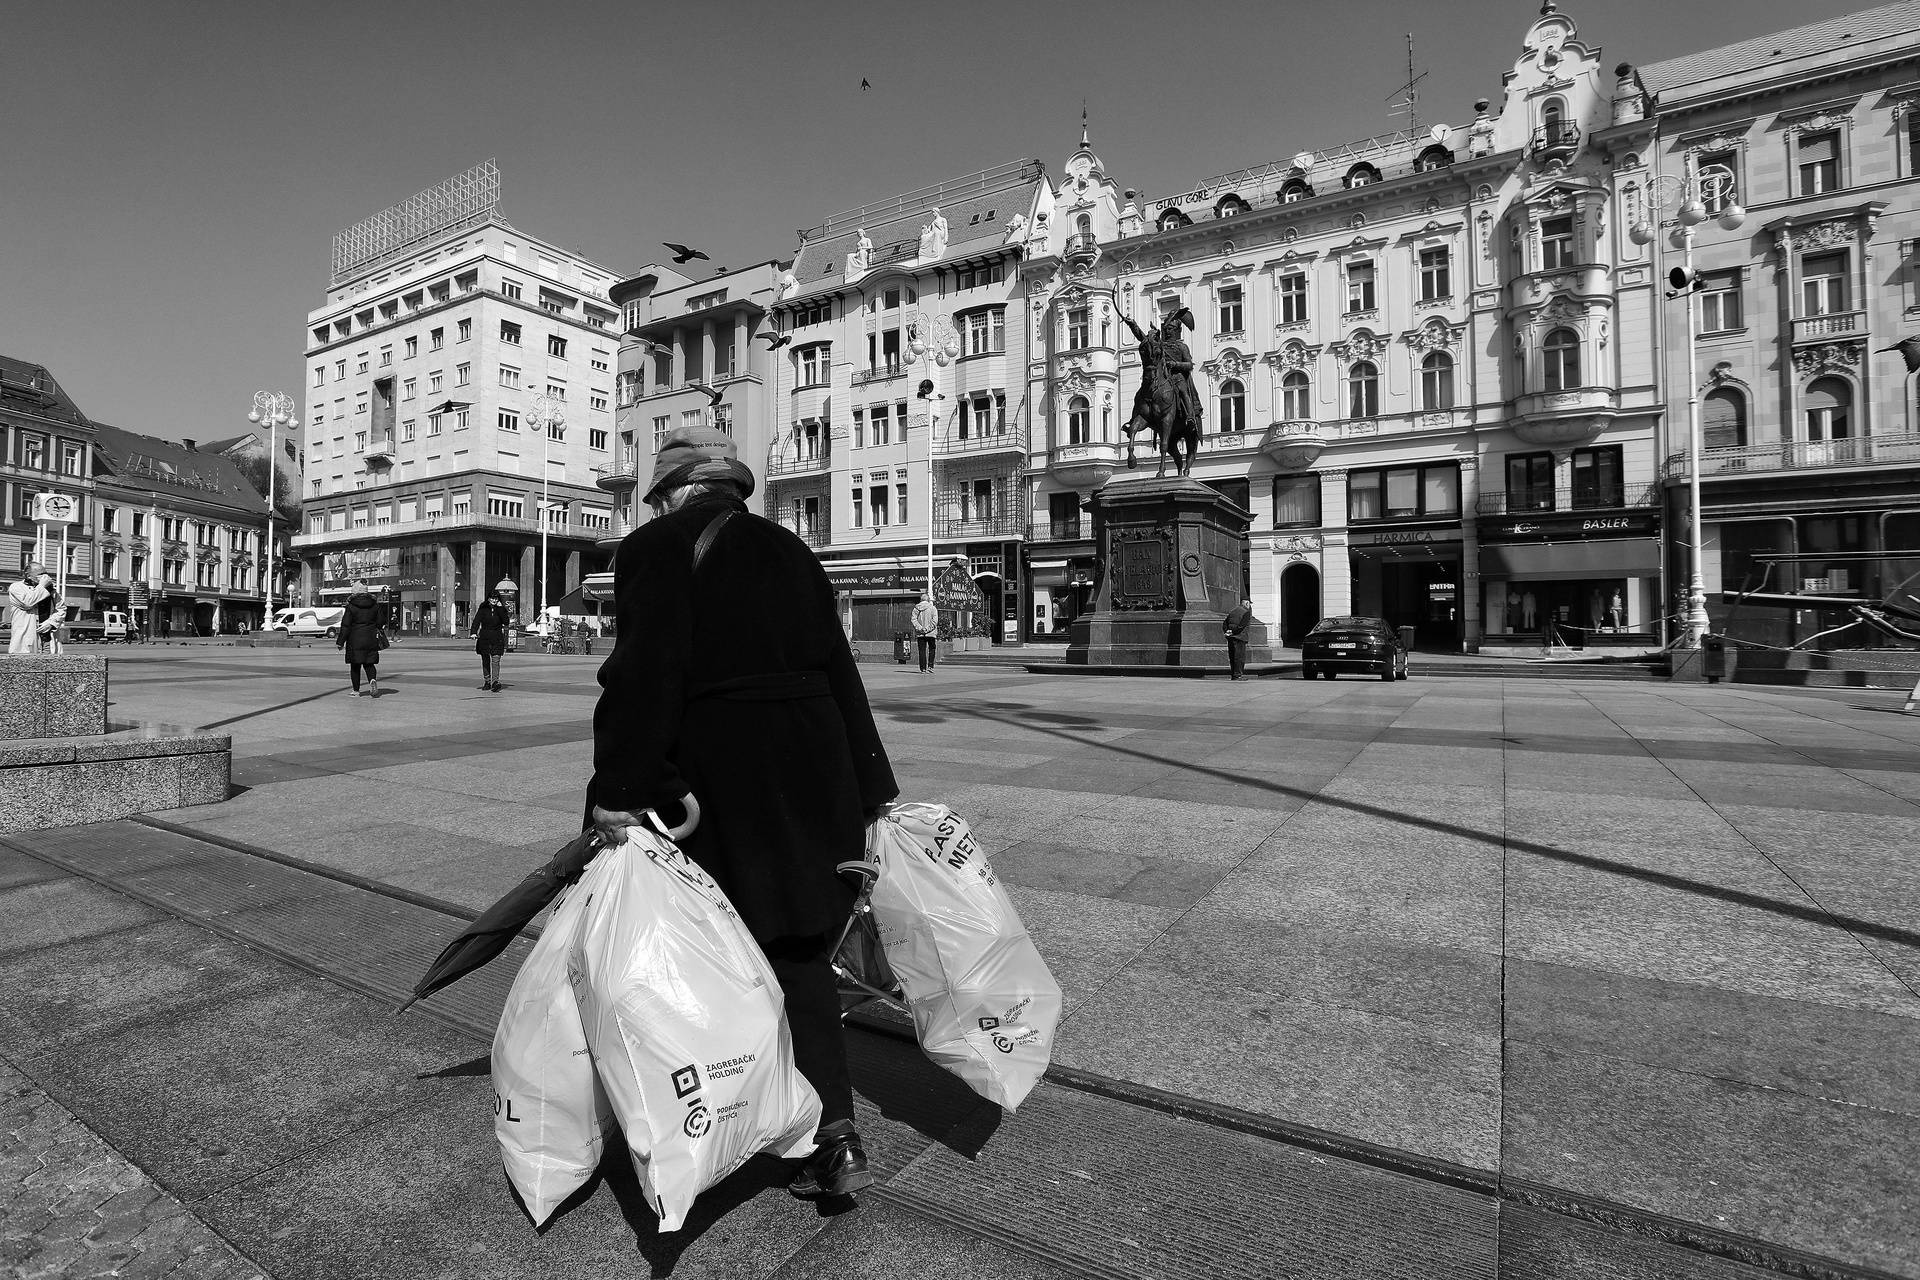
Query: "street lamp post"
906 312 960 593
1631 156 1744 649
248 390 297 627
527 394 566 630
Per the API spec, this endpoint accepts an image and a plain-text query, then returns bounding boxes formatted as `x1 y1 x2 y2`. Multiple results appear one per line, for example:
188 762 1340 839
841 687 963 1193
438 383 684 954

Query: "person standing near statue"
1222 597 1254 681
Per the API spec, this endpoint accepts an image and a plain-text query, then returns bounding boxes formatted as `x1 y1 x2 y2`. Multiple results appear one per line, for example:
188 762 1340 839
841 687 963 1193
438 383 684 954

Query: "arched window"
1421 352 1455 410
1344 164 1381 189
1415 145 1455 171
1218 379 1246 432
1281 371 1311 420
1215 194 1250 218
1703 387 1747 451
1543 328 1581 391
1157 208 1191 231
1068 395 1091 445
1075 213 1092 237
1542 98 1565 128
1804 377 1852 442
1347 362 1379 418
1281 177 1313 203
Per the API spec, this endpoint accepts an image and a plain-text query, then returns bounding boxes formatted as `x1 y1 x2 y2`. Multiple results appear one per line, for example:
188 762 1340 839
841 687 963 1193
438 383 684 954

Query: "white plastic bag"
570 828 821 1232
866 802 1062 1111
491 873 613 1227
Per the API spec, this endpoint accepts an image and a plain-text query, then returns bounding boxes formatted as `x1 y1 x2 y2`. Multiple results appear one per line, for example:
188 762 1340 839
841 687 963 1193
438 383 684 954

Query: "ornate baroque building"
1628 0 1920 646
1024 5 1667 651
0 356 95 617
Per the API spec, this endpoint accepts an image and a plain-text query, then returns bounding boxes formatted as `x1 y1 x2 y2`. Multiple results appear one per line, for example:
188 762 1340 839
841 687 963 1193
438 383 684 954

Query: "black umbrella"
396 829 605 1013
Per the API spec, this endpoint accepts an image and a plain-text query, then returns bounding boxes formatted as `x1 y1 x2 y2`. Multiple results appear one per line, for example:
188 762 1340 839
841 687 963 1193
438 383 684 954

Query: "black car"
1301 616 1409 681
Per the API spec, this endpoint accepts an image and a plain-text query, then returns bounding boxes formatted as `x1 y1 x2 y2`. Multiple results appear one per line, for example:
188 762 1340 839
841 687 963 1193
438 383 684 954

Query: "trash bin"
1396 625 1416 654
1702 633 1726 683
893 631 910 664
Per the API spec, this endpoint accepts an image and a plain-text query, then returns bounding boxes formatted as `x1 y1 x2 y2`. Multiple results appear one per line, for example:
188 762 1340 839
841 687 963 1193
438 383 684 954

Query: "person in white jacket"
6 564 56 655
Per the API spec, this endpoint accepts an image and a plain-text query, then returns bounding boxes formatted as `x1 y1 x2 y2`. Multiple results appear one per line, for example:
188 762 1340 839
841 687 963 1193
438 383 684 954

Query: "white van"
271 607 346 638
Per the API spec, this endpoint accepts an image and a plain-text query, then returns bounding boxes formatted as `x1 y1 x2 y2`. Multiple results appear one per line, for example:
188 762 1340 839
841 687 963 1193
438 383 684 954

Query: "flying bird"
686 381 725 408
758 331 792 350
1878 336 1920 373
861 78 871 91
663 242 710 264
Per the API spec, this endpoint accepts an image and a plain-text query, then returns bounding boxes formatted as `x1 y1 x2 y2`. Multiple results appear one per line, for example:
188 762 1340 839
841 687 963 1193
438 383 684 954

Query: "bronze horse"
1120 314 1201 478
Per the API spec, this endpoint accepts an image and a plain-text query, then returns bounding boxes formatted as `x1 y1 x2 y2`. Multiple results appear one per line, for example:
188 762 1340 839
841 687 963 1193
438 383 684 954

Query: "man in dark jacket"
587 424 898 1200
1222 597 1254 681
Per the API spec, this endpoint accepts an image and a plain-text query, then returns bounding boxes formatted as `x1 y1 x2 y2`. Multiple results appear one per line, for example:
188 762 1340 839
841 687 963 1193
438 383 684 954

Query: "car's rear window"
1309 617 1387 634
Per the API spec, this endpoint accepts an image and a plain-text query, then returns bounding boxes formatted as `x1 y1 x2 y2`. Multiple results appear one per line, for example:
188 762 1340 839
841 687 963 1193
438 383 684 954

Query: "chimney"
183 439 197 451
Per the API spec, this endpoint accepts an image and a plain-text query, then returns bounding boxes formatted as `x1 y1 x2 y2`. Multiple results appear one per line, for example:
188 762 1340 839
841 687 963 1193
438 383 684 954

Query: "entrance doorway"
1280 563 1321 645
1381 560 1460 649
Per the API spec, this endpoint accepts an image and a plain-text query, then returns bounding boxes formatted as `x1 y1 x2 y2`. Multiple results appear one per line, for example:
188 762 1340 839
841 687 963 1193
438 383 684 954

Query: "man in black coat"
1222 597 1254 681
587 424 898 1200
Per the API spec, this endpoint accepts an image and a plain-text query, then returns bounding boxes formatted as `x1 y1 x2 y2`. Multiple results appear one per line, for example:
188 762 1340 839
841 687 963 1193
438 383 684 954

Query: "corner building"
292 165 625 633
766 161 1049 645
1632 2 1920 646
1024 6 1668 652
0 357 96 616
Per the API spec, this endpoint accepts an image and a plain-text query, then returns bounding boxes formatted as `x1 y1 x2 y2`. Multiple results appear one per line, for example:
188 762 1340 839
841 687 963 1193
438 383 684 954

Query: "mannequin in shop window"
1520 589 1537 632
1606 590 1623 632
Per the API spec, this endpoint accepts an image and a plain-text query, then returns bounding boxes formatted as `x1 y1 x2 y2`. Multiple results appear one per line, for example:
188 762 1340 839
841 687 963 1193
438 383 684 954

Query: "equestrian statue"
1120 307 1203 478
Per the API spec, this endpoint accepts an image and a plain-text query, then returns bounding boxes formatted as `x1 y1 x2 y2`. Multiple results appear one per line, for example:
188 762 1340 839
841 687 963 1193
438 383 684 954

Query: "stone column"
436 541 457 635
733 313 748 377
701 321 716 383
672 327 686 388
470 537 488 606
565 549 582 593
520 543 537 624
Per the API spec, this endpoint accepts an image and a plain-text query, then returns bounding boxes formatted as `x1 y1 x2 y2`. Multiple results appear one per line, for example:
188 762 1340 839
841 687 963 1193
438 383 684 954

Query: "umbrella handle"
644 792 700 842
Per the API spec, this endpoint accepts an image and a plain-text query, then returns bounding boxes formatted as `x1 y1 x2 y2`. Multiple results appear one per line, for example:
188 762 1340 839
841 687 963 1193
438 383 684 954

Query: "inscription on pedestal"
1111 529 1175 611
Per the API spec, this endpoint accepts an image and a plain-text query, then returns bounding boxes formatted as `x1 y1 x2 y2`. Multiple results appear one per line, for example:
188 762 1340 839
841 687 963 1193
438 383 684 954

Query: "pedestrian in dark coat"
470 592 512 691
588 424 897 1201
337 587 386 697
1223 597 1254 681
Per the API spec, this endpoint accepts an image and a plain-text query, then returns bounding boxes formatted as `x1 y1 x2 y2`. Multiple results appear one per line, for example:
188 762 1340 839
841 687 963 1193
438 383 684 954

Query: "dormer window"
1215 194 1250 218
1281 177 1313 203
1158 208 1192 231
1344 164 1381 189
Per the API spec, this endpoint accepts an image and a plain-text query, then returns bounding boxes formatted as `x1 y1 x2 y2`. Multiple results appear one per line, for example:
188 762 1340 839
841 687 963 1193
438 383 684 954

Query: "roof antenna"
1081 100 1090 149
1387 32 1427 137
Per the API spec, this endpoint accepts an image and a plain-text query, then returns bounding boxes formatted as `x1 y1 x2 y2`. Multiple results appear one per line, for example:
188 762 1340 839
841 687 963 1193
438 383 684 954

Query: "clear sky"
1 0 1850 443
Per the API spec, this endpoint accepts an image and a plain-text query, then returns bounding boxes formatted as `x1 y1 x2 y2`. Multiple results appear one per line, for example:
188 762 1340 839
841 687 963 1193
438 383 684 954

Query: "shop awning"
1479 539 1660 580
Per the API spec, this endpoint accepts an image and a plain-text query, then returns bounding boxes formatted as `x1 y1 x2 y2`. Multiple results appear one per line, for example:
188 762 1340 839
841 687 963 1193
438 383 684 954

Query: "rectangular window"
1571 445 1624 508
1271 475 1321 528
456 362 470 386
1067 307 1089 349
60 442 83 475
1419 247 1451 301
499 366 520 388
869 486 888 526
589 428 608 450
380 346 393 366
1506 453 1555 509
457 319 471 342
963 308 1006 355
1345 261 1375 313
1797 131 1839 196
548 334 567 358
1279 274 1308 324
428 413 443 436
897 483 909 525
401 419 416 443
851 484 864 528
591 353 610 372
313 366 326 387
1699 275 1742 332
1348 463 1459 521
430 327 444 351
1541 217 1575 270
871 403 890 446
429 372 442 394
1801 252 1848 315
402 377 415 401
355 431 368 452
335 360 346 380
501 321 521 345
499 411 518 432
501 279 522 300
799 345 829 387
590 393 608 412
653 415 671 451
487 492 524 519
853 409 865 449
1217 284 1243 334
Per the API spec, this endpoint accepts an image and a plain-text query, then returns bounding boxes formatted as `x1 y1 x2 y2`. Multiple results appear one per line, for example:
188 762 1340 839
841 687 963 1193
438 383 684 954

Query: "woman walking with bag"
471 591 511 691
337 584 387 697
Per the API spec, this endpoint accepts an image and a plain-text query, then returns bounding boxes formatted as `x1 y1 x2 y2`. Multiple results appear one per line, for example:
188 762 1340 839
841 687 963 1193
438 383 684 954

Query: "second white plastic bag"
570 828 822 1232
866 802 1062 1111
491 871 614 1227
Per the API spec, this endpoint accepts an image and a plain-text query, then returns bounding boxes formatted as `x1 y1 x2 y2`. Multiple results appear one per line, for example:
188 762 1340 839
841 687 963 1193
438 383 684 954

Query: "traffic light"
1668 266 1705 297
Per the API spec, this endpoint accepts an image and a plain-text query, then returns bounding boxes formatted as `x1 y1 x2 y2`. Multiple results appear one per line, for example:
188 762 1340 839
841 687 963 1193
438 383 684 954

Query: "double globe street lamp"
1629 157 1745 650
247 390 297 624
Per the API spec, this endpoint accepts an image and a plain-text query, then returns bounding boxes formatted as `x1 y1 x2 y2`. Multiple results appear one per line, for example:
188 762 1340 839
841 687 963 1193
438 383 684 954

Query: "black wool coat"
588 495 898 948
471 601 511 656
338 593 386 665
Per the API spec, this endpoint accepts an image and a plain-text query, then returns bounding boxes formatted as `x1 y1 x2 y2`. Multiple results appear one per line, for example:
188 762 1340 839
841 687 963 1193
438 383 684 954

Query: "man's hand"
591 805 642 845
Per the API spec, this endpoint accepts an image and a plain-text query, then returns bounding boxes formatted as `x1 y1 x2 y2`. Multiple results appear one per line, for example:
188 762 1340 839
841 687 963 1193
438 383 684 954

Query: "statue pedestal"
1065 477 1270 669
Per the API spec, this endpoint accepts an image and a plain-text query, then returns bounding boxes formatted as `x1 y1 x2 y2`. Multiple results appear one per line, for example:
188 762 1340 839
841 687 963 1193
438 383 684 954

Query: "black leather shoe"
788 1127 873 1197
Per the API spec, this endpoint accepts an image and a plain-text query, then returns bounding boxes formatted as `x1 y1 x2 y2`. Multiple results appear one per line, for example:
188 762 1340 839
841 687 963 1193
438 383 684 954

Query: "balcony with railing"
1790 311 1865 344
1046 441 1123 490
1663 432 1920 479
851 363 906 387
1064 233 1099 266
934 509 1025 539
291 510 611 549
595 452 642 491
937 427 1023 459
1260 420 1330 470
767 444 831 477
1475 483 1659 515
1531 120 1581 159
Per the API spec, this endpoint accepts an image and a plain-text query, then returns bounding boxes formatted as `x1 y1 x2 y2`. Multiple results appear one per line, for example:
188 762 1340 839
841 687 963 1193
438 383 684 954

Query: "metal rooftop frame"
808 159 1046 239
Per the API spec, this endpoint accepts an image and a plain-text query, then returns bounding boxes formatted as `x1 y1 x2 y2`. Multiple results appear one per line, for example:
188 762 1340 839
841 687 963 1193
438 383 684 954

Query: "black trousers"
480 651 503 682
916 636 937 670
349 662 376 689
1226 638 1247 678
763 934 853 1127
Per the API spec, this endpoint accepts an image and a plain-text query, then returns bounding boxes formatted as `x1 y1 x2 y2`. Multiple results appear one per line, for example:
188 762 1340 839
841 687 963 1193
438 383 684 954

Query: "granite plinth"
0 655 108 738
0 718 231 833
1067 477 1273 669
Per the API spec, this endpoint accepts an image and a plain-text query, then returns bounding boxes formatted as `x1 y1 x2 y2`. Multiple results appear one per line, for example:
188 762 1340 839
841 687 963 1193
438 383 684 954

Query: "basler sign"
1482 510 1658 542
